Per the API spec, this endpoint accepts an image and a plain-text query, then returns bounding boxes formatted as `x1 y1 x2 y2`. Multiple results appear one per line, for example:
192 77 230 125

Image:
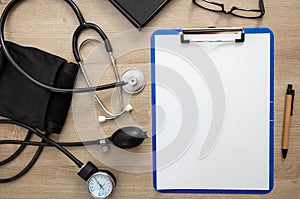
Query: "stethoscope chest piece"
121 69 146 94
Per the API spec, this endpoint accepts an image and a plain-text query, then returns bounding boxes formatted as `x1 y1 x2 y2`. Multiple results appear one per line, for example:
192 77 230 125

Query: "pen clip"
291 90 295 116
287 84 295 116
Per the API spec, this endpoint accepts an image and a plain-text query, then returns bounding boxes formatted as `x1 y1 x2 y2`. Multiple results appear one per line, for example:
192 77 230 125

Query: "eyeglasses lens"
194 0 223 11
231 9 262 18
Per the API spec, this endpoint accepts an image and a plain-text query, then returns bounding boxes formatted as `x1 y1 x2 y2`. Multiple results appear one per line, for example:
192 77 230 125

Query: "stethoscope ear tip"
125 104 133 112
98 116 107 123
98 104 133 123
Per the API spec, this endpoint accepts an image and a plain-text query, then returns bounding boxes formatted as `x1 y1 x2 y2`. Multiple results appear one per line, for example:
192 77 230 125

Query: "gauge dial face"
87 172 115 199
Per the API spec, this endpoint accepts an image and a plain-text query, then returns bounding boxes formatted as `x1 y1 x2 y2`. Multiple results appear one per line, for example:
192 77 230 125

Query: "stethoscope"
0 0 146 122
0 0 147 198
78 39 146 123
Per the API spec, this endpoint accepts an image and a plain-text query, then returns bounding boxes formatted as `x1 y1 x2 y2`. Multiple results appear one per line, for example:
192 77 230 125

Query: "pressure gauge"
87 171 116 199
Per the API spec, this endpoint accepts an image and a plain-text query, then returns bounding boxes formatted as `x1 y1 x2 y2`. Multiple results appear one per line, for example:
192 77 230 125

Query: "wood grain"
0 0 300 198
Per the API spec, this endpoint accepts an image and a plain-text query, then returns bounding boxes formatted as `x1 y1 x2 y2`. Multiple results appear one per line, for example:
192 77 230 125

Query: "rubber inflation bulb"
108 126 148 149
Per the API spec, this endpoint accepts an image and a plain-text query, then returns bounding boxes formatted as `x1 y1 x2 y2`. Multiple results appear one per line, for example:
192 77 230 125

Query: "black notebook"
109 0 170 28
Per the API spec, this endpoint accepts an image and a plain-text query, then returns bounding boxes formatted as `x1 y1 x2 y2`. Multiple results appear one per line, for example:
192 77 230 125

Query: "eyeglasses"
192 0 265 19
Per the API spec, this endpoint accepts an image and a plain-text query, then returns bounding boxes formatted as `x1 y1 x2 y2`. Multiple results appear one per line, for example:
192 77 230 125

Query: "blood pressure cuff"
0 41 78 133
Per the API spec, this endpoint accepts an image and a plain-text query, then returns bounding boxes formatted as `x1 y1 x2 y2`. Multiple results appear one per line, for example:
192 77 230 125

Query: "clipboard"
151 27 274 194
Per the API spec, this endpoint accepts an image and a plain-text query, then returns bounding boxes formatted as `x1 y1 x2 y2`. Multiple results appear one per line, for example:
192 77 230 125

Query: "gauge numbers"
87 172 115 199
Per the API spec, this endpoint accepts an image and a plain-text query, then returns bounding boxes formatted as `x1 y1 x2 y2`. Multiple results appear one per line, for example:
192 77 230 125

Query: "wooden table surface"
0 0 299 198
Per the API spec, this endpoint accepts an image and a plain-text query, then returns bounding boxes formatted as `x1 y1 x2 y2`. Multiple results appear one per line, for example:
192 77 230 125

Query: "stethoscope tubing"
0 0 124 94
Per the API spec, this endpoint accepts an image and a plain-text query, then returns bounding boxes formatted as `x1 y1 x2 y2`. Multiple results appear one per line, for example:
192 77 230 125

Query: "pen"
282 84 295 159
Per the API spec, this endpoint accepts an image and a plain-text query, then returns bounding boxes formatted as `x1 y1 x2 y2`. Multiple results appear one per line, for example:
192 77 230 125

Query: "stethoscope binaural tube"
0 0 125 94
77 39 133 122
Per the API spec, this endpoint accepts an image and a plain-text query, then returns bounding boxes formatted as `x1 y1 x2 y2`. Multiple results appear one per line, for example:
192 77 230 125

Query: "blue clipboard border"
151 28 274 194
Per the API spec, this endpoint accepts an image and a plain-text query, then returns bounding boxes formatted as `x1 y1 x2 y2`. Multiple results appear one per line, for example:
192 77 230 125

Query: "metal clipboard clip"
180 27 245 43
